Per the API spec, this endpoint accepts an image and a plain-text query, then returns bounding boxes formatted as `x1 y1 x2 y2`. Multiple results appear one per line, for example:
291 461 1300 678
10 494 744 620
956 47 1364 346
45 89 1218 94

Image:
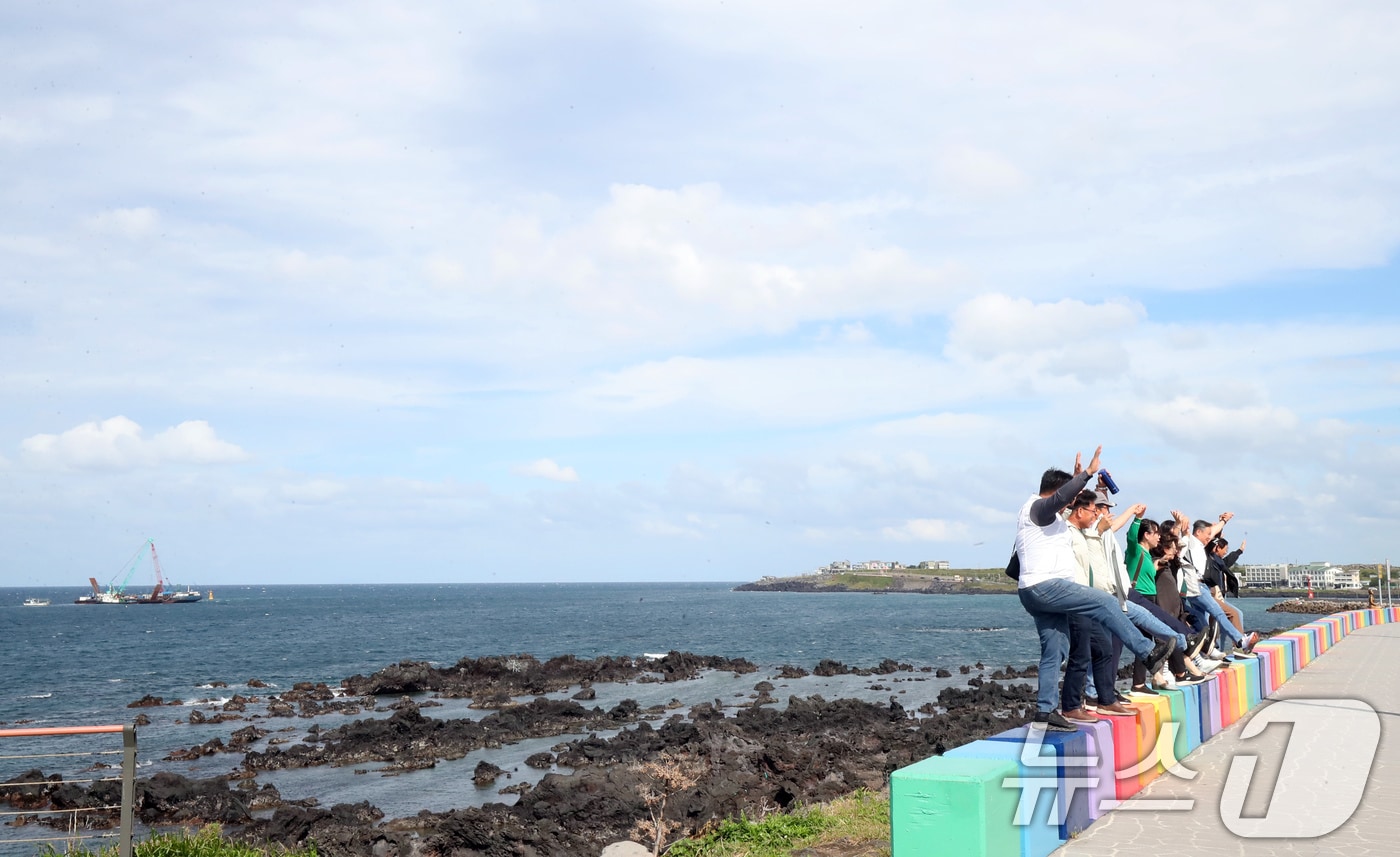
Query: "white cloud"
4 3 1400 581
19 418 249 470
881 518 973 542
516 458 580 483
1138 395 1302 449
946 294 1145 361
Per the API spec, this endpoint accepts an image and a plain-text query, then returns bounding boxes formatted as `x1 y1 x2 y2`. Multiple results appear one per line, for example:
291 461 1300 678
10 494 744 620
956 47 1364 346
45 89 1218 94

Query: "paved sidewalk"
1059 623 1400 855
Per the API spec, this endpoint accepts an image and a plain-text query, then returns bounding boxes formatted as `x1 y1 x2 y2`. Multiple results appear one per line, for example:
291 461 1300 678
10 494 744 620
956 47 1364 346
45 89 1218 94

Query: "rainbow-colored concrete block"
891 754 1022 857
1070 720 1117 820
985 726 1094 838
1124 700 1162 788
1101 704 1145 800
1158 685 1200 757
1236 656 1261 709
1199 676 1221 739
943 739 1066 857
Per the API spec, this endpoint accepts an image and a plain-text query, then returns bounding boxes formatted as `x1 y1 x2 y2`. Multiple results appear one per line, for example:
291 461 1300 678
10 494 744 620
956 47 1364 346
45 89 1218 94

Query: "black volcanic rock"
341 652 757 701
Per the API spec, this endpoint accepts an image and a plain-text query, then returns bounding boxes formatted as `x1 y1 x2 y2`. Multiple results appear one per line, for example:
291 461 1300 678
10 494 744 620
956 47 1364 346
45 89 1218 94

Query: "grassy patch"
667 790 890 857
42 826 315 857
824 574 894 590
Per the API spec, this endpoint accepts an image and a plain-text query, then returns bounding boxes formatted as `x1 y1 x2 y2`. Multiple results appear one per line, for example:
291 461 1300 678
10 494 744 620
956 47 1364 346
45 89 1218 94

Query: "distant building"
917 560 951 570
1239 563 1290 588
1333 567 1362 589
1237 562 1361 589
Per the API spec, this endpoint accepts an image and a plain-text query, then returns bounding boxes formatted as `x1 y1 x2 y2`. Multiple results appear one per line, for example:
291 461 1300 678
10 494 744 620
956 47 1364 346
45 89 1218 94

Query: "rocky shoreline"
1266 597 1375 614
1 652 1037 857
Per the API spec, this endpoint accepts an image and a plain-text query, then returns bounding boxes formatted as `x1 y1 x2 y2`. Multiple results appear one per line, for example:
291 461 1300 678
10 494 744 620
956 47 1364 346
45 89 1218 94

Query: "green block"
891 755 1022 857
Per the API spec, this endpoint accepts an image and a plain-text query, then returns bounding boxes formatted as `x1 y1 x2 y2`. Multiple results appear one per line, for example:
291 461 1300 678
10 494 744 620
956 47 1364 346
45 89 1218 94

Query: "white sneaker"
1152 666 1178 690
1208 648 1225 660
1193 655 1222 673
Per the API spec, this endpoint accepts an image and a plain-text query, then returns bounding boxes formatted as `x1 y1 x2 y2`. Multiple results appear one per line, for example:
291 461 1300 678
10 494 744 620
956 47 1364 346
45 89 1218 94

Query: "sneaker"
1186 631 1209 658
1144 637 1177 677
1097 701 1137 716
1194 656 1222 673
1208 648 1225 660
1116 693 1135 705
1153 666 1178 690
1240 631 1259 652
1033 711 1078 732
1182 657 1206 678
1129 684 1159 696
1062 708 1099 723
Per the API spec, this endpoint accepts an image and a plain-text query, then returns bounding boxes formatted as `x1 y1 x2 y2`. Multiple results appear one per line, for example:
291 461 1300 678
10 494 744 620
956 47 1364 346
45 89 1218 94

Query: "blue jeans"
1126 600 1187 650
1184 590 1244 645
1019 579 1155 713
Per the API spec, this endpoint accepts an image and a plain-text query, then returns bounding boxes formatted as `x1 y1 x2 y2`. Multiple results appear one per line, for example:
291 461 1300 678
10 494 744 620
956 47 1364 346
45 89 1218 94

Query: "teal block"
891 755 1021 857
944 739 1066 857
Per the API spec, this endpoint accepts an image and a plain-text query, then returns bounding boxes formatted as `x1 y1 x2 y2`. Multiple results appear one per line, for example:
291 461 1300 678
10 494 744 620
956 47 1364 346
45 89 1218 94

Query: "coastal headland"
735 567 1378 600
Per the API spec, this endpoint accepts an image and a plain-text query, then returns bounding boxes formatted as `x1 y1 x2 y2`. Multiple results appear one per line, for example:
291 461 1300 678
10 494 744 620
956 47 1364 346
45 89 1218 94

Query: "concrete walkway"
1059 623 1400 855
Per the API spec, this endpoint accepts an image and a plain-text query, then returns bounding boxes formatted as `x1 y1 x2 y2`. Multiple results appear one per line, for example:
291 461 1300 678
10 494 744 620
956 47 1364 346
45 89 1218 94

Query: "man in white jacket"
1015 446 1174 731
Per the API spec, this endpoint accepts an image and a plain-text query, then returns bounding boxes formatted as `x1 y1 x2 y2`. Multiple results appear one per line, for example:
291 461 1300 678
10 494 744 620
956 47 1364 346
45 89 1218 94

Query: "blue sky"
4 2 1400 586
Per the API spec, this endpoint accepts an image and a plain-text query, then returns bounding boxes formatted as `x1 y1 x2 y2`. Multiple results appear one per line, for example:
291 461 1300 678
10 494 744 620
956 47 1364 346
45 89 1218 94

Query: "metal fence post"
120 724 136 857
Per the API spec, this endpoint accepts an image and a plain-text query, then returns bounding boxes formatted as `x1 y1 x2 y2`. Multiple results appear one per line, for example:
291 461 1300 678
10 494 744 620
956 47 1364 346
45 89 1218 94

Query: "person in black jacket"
1206 537 1244 634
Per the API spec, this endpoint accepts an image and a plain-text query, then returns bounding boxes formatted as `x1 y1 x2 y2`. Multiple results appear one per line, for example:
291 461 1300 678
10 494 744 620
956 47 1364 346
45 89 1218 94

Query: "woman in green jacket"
1125 515 1161 597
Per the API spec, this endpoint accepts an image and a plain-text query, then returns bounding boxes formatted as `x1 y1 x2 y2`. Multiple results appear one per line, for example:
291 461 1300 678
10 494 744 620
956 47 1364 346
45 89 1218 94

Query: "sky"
3 2 1400 587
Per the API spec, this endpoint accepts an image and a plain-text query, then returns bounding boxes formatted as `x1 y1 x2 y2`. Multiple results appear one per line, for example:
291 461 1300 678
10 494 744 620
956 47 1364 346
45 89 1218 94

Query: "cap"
1094 489 1116 507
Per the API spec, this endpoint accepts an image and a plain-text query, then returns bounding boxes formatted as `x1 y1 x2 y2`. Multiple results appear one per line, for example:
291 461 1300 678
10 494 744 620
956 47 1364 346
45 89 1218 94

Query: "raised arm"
1109 502 1147 533
1202 511 1234 541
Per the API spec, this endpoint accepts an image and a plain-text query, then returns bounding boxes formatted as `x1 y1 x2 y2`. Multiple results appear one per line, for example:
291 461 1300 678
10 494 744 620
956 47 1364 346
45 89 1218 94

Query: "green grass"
666 789 890 857
41 826 315 857
823 574 894 590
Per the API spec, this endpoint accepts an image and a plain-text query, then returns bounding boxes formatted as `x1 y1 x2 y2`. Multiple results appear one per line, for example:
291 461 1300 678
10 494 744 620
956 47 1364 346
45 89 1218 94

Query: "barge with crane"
75 540 204 604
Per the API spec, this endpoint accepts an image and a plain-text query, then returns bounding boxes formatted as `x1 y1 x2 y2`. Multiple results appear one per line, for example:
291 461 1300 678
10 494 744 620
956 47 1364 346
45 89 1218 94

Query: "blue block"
986 726 1095 836
944 739 1067 857
1177 684 1202 752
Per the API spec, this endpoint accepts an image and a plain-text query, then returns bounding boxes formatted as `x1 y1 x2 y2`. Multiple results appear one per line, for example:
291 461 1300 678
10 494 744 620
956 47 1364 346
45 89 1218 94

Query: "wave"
27 692 53 699
914 627 1008 633
642 653 667 659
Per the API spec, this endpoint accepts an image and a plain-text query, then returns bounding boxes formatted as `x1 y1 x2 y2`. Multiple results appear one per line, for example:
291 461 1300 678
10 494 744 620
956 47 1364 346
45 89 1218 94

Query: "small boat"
164 587 204 603
23 598 51 607
75 582 135 605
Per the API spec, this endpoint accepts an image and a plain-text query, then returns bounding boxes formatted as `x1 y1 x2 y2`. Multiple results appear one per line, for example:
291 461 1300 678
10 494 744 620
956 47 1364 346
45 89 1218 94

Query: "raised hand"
1086 445 1103 474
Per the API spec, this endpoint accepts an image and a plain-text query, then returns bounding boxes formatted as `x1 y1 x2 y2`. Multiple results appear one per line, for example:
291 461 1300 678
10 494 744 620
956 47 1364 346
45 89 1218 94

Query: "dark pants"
1125 591 1191 685
1063 615 1118 708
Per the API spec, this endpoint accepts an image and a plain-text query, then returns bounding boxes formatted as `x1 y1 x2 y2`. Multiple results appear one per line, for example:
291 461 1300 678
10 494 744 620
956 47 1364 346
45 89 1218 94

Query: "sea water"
0 583 1311 848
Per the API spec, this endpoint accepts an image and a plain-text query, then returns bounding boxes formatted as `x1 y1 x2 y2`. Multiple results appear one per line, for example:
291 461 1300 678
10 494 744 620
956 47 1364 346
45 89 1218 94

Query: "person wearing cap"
1059 491 1137 720
1014 446 1175 731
